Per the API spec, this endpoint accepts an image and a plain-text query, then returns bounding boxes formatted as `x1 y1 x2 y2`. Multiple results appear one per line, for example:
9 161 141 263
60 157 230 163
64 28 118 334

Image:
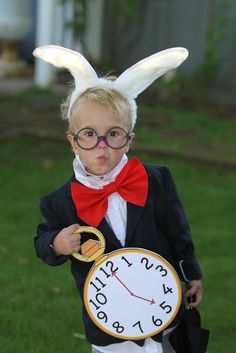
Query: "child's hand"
52 224 81 256
184 279 203 308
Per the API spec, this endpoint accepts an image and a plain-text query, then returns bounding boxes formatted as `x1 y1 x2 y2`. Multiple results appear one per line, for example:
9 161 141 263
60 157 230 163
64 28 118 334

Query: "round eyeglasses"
72 127 131 150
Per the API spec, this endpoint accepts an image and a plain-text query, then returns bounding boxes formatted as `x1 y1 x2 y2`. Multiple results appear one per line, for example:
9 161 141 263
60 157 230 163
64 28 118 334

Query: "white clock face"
84 248 181 340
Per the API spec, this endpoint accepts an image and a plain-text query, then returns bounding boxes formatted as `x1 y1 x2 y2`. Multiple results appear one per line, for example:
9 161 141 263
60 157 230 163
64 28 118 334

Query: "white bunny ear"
33 45 98 88
114 47 189 98
33 45 189 128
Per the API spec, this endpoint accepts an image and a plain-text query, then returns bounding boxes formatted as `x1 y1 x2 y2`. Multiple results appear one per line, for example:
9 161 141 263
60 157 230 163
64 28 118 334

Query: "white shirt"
73 154 128 246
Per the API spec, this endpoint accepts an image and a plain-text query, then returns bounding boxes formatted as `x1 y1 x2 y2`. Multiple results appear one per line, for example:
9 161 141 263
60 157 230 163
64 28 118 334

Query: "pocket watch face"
84 248 181 340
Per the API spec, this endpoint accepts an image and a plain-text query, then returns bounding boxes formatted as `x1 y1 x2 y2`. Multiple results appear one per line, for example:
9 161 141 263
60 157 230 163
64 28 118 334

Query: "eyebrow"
76 125 129 132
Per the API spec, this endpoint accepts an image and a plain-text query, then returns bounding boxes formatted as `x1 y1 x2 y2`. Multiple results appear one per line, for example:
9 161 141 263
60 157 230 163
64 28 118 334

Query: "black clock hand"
111 271 155 305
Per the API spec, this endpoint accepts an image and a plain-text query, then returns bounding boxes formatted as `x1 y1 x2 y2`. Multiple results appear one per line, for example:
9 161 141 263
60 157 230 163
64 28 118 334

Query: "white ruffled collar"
73 154 128 189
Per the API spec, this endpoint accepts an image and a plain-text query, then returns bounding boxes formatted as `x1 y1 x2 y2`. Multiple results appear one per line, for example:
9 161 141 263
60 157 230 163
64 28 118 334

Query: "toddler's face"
67 102 134 176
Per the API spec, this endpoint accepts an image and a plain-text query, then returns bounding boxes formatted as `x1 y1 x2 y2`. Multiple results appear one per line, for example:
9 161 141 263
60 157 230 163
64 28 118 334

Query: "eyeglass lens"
74 127 130 150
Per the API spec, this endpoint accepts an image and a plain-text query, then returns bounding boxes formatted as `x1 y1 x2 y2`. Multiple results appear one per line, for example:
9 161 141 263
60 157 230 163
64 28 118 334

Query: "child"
34 45 202 353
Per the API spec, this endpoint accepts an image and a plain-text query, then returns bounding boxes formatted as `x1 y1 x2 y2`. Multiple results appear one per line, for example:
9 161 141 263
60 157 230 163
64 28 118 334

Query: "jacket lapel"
125 202 144 246
98 218 122 248
98 202 145 249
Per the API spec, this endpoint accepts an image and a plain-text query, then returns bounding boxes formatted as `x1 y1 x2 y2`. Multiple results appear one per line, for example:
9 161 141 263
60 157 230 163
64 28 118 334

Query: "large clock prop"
72 227 181 340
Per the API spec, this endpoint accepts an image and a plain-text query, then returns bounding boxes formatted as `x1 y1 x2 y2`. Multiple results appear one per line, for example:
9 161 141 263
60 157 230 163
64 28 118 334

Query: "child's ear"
126 132 135 152
67 134 79 154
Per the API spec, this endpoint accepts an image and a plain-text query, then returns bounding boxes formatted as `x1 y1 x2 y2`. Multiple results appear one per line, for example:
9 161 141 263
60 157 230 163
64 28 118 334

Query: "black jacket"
35 163 202 346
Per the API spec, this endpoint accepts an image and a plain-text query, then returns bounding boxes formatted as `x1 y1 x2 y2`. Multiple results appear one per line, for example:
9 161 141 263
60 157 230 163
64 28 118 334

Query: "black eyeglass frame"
72 126 132 150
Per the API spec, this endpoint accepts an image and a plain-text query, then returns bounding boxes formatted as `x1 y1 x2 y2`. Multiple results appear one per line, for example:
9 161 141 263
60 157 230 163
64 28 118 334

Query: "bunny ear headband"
33 45 188 128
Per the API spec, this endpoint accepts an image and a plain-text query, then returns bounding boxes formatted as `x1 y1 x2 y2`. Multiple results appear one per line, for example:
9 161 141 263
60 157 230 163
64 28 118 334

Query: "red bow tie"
71 157 148 227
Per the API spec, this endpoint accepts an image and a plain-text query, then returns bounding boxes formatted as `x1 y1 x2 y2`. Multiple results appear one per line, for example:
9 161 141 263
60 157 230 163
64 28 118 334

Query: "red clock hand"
111 271 134 295
131 293 155 305
111 271 155 305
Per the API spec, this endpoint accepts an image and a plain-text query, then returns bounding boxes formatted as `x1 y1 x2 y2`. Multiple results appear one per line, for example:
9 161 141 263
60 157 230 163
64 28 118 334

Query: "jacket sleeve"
34 195 69 266
161 167 202 281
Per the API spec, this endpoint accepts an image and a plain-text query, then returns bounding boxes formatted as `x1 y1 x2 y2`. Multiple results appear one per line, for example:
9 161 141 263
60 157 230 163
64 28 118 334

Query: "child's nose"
97 139 107 148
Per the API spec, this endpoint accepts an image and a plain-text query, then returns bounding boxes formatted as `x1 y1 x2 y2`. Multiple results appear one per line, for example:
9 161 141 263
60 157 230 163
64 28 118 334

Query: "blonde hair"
62 86 132 133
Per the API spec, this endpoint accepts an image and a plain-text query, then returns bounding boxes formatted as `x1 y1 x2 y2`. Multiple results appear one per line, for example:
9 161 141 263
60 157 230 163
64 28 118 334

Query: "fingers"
70 225 81 250
52 224 81 256
192 291 202 308
72 244 81 253
71 233 81 253
68 224 81 252
67 223 80 232
184 280 203 308
71 233 81 243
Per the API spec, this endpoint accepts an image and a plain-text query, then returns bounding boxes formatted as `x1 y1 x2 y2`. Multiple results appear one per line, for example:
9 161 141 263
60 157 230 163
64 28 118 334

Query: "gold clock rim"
84 247 182 340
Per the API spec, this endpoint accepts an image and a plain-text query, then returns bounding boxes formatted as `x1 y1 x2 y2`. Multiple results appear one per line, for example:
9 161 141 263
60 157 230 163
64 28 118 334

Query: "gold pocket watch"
73 227 181 340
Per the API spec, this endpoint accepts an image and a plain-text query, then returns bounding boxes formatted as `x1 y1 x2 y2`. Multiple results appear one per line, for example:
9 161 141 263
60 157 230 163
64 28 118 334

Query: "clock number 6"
152 316 163 327
159 301 172 314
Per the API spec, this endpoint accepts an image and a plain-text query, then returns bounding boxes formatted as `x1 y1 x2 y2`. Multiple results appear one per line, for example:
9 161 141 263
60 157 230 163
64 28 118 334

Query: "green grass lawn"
0 129 235 352
137 105 236 162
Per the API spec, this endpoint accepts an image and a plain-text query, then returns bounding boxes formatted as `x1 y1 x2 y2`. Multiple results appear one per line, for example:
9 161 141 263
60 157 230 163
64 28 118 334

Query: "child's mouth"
97 155 107 161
